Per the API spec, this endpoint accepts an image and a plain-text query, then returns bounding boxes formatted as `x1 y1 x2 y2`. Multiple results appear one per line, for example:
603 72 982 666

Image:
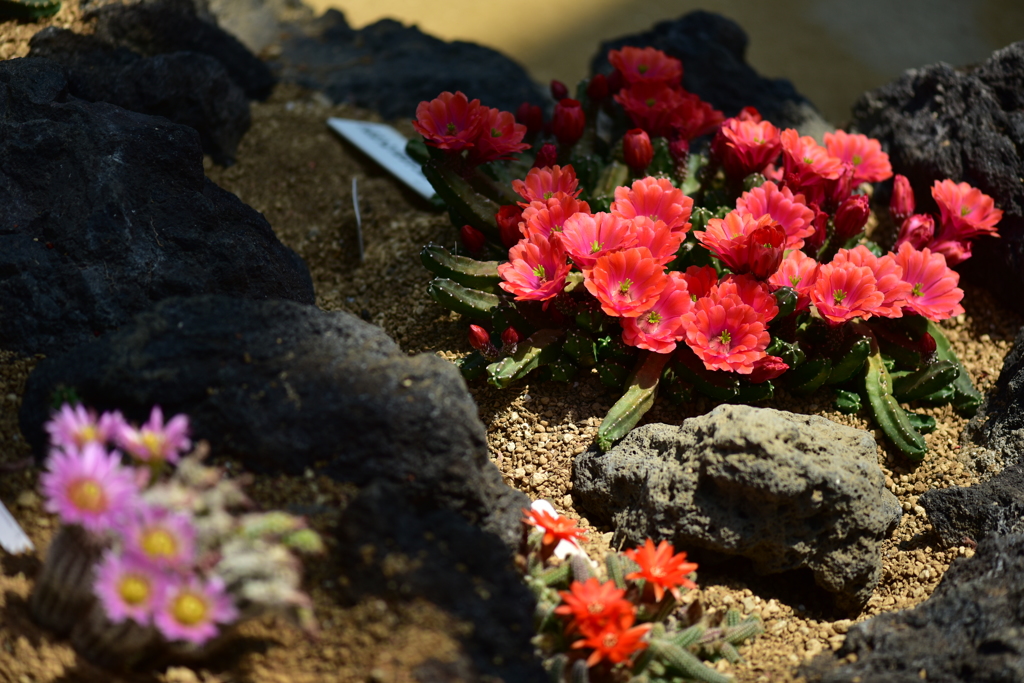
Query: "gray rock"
803 533 1024 683
590 10 833 136
850 41 1024 315
19 295 528 548
573 405 901 610
920 465 1024 548
28 28 250 166
0 58 313 355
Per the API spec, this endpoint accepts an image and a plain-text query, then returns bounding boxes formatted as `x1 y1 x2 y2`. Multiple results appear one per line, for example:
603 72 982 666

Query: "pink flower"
116 406 191 464
711 118 782 180
832 246 911 319
768 249 820 311
669 91 725 142
810 260 884 324
928 238 973 266
931 179 1003 241
95 551 166 625
611 177 693 235
780 129 844 191
552 99 585 147
891 242 965 321
412 91 484 152
521 196 591 239
681 288 770 374
560 212 637 270
497 233 571 301
717 274 779 323
621 273 693 353
124 505 196 571
609 46 683 86
823 130 892 184
45 403 125 452
695 211 785 279
631 218 685 266
41 441 139 532
680 265 719 300
468 107 529 163
734 181 816 251
512 165 581 205
154 574 238 645
890 174 915 224
896 214 936 250
614 83 688 139
584 247 668 318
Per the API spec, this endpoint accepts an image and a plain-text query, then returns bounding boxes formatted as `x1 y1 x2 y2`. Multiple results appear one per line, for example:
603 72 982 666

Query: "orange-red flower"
681 289 771 374
891 242 965 321
621 273 692 353
584 247 668 318
523 507 588 548
611 177 694 235
780 129 844 191
609 46 683 86
614 82 687 139
695 211 785 279
768 249 820 311
573 617 652 668
624 539 699 602
521 196 591 240
712 117 782 181
680 265 719 300
735 181 816 251
717 273 779 323
631 218 685 265
561 211 637 270
469 106 529 163
413 91 484 152
931 179 1002 241
823 130 892 185
512 165 582 205
832 246 911 319
809 259 883 324
555 578 635 637
497 232 571 301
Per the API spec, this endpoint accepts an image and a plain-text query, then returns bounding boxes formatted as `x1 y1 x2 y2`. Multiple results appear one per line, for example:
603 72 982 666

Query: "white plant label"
327 118 435 201
0 498 33 554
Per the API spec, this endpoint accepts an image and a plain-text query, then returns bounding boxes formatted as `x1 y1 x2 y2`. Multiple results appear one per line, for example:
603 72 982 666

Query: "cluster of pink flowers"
412 91 530 165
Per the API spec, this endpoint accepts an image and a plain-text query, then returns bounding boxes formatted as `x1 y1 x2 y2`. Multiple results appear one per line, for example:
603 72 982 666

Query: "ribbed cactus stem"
605 552 627 590
724 617 764 645
539 562 572 587
570 554 594 582
546 653 568 683
861 327 927 460
651 594 678 623
719 642 742 664
671 624 705 649
570 658 591 683
597 351 671 451
649 639 732 683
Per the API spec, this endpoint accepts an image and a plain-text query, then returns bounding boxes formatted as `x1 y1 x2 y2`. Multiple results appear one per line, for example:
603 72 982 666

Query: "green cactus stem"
0 0 60 19
421 159 502 239
785 357 833 396
605 552 627 590
891 360 959 401
826 336 871 385
597 351 671 452
420 244 501 290
834 388 862 413
926 320 982 414
647 639 732 683
864 332 927 461
428 278 500 319
487 329 562 389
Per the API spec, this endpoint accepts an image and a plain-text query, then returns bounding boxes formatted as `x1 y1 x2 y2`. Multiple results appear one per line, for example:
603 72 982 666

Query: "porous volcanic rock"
920 465 1024 548
590 10 831 137
803 533 1024 683
0 58 313 355
28 27 250 165
19 295 529 547
850 41 1024 315
966 324 1024 462
573 406 901 611
270 10 546 119
335 480 543 681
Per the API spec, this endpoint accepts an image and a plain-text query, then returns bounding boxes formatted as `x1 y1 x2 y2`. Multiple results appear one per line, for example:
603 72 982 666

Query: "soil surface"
2 4 1022 682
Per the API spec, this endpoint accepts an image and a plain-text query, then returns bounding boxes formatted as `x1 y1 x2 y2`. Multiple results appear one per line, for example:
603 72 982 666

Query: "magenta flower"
931 179 1003 241
892 242 965 321
124 505 197 571
116 406 191 464
154 574 238 645
735 181 816 251
621 273 693 353
40 442 139 532
681 288 770 374
560 211 637 270
823 130 892 185
497 232 572 301
45 403 125 452
95 551 167 625
832 246 911 319
809 260 883 324
768 249 820 311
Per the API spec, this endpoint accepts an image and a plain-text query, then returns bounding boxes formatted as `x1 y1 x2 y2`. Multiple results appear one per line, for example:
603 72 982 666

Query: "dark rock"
270 10 546 119
590 10 831 136
335 480 543 681
803 533 1024 683
0 57 313 355
920 465 1024 548
850 41 1024 315
573 406 901 611
966 325 1024 462
29 27 250 165
89 0 274 100
19 295 529 547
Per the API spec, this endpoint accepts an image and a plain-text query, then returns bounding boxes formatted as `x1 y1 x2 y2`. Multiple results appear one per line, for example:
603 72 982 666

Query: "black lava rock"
851 41 1024 315
89 0 274 100
29 27 250 165
920 465 1024 548
803 533 1024 683
0 57 313 355
271 10 546 119
335 481 543 681
19 295 529 547
590 10 830 133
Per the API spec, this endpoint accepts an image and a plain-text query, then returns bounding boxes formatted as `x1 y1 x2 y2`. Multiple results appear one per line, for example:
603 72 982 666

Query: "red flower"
681 288 771 374
892 242 965 321
611 176 694 235
832 246 911 319
413 91 484 152
823 130 892 185
584 247 668 318
609 46 682 86
550 79 570 101
521 196 590 240
496 204 526 248
809 260 883 324
890 174 915 224
512 165 582 205
467 324 491 352
469 107 529 164
680 265 719 300
523 507 588 548
895 214 936 251
555 578 635 638
695 211 784 279
717 273 779 323
515 102 543 135
669 91 725 142
631 218 685 266
712 117 783 181
735 181 816 251
833 194 871 241
780 129 844 192
768 249 820 312
748 355 789 383
498 232 571 301
561 211 637 270
931 179 1003 241
533 143 558 169
623 128 654 172
587 73 609 101
928 238 973 266
460 224 486 254
624 539 699 602
621 273 693 353
614 82 686 139
552 99 586 147
573 616 651 667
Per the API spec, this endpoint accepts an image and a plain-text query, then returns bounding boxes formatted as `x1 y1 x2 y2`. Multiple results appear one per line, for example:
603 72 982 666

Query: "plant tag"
0 498 33 554
327 118 435 200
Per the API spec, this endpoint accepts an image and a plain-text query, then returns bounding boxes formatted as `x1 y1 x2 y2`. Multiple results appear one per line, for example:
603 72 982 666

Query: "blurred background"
302 0 1024 124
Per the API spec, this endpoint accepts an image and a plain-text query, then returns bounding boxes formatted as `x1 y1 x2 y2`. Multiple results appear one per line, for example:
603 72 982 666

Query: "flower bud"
737 106 762 122
920 332 937 357
460 224 486 254
532 143 558 169
622 128 654 173
515 102 543 136
495 204 525 248
586 73 609 102
552 98 585 148
748 356 789 383
468 324 491 352
804 204 829 255
833 194 870 241
606 68 624 95
895 213 935 250
747 221 786 279
890 174 915 224
550 80 569 102
501 326 520 346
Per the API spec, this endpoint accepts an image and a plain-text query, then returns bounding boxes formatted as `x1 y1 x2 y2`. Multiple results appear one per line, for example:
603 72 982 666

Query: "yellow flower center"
588 602 606 614
77 425 99 446
141 432 164 458
67 478 107 513
912 283 924 297
618 279 633 295
960 206 971 217
118 575 151 606
852 154 863 165
833 290 847 304
171 592 208 626
141 528 177 558
718 330 731 346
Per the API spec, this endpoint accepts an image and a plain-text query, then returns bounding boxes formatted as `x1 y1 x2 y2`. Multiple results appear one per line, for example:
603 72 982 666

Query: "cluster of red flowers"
412 91 530 164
